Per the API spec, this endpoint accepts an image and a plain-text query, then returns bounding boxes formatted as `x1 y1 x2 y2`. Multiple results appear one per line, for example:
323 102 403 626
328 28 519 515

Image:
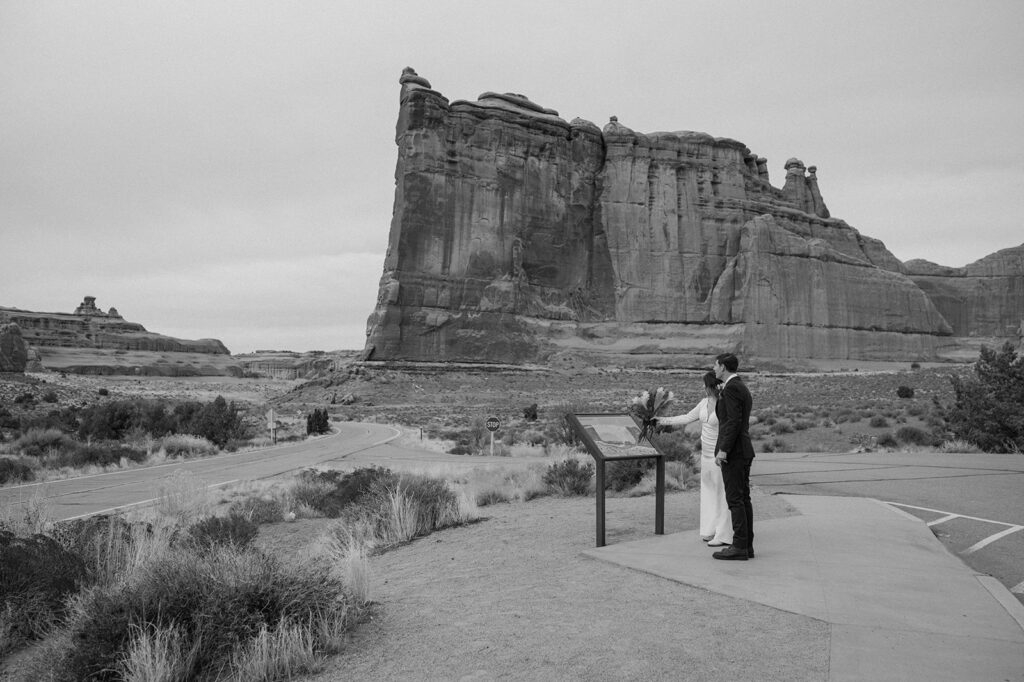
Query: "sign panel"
485 416 500 432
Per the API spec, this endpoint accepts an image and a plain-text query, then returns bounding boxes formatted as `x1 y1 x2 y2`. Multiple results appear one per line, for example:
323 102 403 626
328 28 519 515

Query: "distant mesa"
0 297 233 375
362 68 1024 364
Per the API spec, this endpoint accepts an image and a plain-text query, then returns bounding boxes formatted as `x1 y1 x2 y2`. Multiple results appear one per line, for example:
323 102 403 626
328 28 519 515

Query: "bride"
654 371 733 546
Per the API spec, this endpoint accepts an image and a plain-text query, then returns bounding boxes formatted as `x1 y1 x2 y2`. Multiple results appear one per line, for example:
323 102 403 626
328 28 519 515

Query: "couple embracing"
653 353 755 561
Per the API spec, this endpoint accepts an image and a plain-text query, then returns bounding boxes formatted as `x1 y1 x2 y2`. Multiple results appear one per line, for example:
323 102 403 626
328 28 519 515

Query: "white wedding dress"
660 397 733 544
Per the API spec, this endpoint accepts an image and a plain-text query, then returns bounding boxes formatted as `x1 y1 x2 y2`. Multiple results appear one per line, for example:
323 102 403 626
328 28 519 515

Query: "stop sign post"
486 416 500 455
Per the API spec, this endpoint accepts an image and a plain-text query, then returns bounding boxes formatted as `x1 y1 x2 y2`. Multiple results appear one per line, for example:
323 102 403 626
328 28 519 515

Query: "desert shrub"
910 362 921 370
906 404 925 417
545 403 587 446
896 385 915 399
649 429 694 462
946 342 1024 453
297 467 399 518
52 544 355 682
159 433 218 458
337 473 468 547
0 456 35 484
627 458 698 496
469 465 548 504
180 514 259 550
833 409 856 424
938 439 984 453
182 395 247 448
876 432 898 448
895 425 933 447
448 443 474 455
306 408 330 435
476 488 512 506
12 427 74 457
0 529 86 653
50 515 157 588
62 443 147 468
522 403 538 421
14 392 35 405
517 428 547 446
97 388 109 396
228 496 284 524
769 421 794 435
604 459 651 492
869 415 889 428
792 419 815 431
543 458 593 496
287 475 335 515
390 473 460 531
41 390 59 403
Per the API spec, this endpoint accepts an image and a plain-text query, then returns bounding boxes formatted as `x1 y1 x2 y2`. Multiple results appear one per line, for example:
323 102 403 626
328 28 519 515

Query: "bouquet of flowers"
627 386 675 445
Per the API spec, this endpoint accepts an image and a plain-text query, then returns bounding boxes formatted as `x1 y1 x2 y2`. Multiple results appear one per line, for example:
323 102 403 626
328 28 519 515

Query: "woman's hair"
703 371 722 392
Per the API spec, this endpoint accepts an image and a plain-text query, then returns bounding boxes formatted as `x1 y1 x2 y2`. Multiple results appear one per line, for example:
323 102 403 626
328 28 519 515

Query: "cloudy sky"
3 1 1022 353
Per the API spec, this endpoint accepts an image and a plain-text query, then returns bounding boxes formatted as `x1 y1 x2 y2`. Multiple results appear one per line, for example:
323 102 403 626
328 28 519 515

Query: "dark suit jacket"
715 375 755 461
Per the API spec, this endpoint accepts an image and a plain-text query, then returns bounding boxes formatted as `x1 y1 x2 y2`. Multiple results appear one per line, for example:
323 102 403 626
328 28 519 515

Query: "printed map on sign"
575 414 659 459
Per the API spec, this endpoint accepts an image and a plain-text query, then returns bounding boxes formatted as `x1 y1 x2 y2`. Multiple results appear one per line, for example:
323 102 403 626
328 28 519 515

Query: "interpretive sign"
567 413 666 547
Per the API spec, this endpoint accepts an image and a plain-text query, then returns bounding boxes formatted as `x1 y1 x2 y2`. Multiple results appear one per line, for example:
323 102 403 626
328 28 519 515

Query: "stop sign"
485 416 500 432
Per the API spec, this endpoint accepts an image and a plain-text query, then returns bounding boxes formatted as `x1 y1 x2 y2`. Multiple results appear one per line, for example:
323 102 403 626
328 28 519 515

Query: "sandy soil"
256 489 829 682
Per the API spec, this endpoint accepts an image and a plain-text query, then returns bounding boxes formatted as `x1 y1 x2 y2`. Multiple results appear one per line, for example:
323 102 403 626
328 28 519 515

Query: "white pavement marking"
883 501 1024 555
61 479 240 522
927 513 960 526
964 525 1024 555
884 501 1019 527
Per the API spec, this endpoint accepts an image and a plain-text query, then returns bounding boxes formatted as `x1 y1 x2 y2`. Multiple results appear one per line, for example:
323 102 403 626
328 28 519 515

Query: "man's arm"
716 385 743 462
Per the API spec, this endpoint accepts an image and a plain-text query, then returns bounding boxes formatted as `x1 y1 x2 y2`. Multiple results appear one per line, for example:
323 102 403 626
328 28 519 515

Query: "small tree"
946 342 1024 453
306 408 330 435
896 385 915 399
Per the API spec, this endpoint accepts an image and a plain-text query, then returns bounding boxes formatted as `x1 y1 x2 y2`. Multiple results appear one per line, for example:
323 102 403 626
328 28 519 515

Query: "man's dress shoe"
712 546 748 561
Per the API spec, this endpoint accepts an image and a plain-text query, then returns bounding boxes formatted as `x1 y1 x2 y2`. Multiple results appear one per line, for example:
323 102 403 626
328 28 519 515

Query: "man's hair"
716 352 739 373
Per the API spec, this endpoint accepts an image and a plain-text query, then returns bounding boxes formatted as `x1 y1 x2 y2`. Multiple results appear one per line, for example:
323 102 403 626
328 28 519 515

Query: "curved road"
0 423 548 521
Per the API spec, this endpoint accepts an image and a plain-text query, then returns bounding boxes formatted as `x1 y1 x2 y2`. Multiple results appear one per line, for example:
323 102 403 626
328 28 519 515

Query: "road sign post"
485 416 500 456
266 408 277 444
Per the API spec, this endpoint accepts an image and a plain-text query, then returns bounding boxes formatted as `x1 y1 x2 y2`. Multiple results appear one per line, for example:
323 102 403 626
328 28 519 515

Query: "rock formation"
364 69 1016 364
0 298 230 355
905 244 1024 337
0 323 29 372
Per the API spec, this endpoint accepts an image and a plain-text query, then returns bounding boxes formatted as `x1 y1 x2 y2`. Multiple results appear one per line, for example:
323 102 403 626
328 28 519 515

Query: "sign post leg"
655 456 665 535
596 460 605 547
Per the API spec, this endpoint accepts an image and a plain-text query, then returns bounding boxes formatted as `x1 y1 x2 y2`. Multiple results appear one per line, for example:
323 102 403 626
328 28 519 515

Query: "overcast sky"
3 1 1022 353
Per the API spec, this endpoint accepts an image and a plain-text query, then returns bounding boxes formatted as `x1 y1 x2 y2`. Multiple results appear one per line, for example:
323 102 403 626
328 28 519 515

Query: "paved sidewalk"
583 495 1024 682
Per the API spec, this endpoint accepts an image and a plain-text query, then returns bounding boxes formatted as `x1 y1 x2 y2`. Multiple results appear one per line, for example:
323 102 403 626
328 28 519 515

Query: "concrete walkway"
583 495 1024 682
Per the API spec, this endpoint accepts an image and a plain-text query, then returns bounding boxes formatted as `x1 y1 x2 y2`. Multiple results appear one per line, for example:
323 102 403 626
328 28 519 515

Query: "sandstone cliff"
905 244 1024 337
0 298 230 356
363 69 998 363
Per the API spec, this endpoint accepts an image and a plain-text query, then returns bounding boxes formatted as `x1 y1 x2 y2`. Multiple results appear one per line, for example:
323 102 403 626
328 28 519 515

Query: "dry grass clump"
2 484 371 682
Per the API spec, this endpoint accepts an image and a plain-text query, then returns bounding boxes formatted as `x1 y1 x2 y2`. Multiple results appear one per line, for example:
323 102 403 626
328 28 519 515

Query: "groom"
712 353 755 561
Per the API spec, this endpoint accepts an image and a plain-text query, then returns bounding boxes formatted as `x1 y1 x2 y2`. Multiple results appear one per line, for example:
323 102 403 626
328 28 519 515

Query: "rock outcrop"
905 244 1024 337
363 69 1013 364
0 298 230 355
0 323 29 372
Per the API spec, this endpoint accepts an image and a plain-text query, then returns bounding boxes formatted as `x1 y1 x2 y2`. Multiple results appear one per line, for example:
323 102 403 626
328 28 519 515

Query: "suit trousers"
721 457 753 550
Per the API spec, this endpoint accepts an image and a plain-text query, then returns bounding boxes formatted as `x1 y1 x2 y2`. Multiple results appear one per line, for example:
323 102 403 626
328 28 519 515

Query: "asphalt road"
753 450 1024 604
0 423 402 521
0 422 548 522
